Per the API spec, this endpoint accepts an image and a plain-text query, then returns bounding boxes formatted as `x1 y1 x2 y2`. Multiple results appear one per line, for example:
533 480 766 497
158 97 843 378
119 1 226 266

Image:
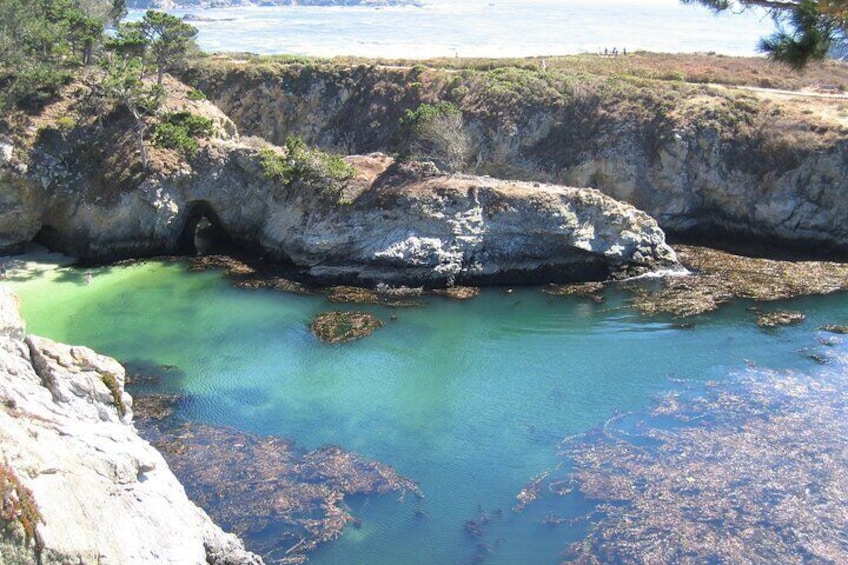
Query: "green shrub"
186 88 206 100
399 102 469 172
153 111 214 155
260 136 354 191
0 65 72 112
100 372 127 418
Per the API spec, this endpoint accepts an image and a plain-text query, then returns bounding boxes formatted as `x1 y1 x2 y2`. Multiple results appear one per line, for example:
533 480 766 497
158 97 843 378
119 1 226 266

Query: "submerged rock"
542 281 606 303
432 285 480 300
310 311 384 343
0 287 262 565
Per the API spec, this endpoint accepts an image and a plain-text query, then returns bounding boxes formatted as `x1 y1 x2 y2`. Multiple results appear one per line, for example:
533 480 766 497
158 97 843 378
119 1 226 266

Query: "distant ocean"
129 0 777 58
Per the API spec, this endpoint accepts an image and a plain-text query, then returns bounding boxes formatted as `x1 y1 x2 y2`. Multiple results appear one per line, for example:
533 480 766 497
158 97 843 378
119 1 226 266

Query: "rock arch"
177 201 231 255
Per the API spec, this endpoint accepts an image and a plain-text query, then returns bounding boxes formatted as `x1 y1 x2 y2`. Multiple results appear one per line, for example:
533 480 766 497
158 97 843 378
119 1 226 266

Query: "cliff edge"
0 75 678 286
0 287 263 565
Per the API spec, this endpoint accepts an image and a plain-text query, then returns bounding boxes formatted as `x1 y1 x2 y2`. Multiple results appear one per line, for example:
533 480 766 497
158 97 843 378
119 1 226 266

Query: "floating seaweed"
310 311 384 344
432 286 481 300
188 254 314 295
134 397 422 565
755 310 806 328
542 282 606 303
514 344 848 564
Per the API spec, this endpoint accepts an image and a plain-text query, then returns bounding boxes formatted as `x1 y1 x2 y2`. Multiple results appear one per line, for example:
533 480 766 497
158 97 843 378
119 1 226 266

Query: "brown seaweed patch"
188 254 313 295
310 311 383 344
325 285 423 307
136 418 422 564
432 286 480 300
756 310 806 328
519 349 848 564
542 282 606 303
628 245 848 318
626 274 734 317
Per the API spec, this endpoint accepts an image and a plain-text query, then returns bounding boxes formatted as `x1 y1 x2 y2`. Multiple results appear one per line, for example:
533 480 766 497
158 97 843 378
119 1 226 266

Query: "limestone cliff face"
0 81 678 285
0 287 263 565
186 61 848 252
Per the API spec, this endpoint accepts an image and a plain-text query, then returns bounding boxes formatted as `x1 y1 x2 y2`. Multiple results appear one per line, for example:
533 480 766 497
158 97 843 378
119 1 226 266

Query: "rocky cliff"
183 56 848 253
0 77 678 286
0 287 263 564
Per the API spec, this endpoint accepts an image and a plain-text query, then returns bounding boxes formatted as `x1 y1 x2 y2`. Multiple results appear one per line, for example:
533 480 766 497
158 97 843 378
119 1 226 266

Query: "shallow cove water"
5 249 848 564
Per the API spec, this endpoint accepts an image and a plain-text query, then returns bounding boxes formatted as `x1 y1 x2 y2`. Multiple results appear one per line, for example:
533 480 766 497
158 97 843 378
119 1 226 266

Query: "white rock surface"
0 286 263 565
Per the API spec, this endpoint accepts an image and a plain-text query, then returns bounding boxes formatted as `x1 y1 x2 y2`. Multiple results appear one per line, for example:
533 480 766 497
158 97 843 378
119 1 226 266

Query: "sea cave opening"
178 201 231 256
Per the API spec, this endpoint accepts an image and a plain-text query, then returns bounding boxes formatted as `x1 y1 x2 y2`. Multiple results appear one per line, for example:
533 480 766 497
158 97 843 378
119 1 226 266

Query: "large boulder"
262 158 679 285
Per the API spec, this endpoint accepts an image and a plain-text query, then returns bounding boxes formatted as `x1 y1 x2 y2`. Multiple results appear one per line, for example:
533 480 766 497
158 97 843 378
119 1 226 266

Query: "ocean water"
127 0 777 58
4 249 847 564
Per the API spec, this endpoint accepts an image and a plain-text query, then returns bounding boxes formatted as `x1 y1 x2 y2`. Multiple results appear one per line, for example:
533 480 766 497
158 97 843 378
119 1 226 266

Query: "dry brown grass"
239 51 848 92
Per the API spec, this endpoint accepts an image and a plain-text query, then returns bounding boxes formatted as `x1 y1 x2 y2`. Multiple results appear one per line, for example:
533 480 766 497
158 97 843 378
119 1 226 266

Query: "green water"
5 249 847 564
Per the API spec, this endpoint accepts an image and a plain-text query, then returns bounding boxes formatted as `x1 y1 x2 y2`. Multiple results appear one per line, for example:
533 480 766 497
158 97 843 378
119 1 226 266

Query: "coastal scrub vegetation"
260 136 354 191
0 0 125 111
100 372 127 418
1 0 206 171
153 111 214 155
399 101 470 172
0 461 44 555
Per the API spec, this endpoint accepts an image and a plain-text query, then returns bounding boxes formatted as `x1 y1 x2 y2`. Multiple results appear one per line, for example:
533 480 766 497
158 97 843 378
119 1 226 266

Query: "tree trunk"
130 107 148 171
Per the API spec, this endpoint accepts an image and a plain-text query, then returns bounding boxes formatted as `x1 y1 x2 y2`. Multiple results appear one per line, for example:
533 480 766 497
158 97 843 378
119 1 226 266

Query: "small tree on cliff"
400 102 471 173
102 56 163 171
133 10 199 86
682 0 848 68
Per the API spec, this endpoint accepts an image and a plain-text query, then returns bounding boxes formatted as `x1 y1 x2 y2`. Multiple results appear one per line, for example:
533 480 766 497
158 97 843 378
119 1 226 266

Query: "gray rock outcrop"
0 118 679 285
0 286 263 565
262 158 678 285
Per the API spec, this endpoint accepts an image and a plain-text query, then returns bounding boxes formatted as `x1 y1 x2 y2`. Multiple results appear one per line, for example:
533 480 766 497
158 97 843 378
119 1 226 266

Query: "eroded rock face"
262 159 679 285
189 63 848 253
0 287 263 565
0 86 679 286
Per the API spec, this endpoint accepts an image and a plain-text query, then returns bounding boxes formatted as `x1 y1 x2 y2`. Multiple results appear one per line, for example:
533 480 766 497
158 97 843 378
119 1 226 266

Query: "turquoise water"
4 250 847 564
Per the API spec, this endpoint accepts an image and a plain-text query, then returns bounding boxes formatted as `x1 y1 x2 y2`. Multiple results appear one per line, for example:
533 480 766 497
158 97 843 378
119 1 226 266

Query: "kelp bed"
134 396 422 564
628 245 848 318
514 340 848 564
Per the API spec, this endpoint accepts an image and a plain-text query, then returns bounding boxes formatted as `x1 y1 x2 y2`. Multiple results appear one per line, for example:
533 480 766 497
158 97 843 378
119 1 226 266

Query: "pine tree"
683 0 848 68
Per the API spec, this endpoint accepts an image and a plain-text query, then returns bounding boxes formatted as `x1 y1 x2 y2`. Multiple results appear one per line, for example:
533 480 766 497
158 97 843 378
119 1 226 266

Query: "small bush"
260 136 354 189
399 102 470 172
186 88 206 101
0 462 43 553
153 111 214 156
100 372 127 418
